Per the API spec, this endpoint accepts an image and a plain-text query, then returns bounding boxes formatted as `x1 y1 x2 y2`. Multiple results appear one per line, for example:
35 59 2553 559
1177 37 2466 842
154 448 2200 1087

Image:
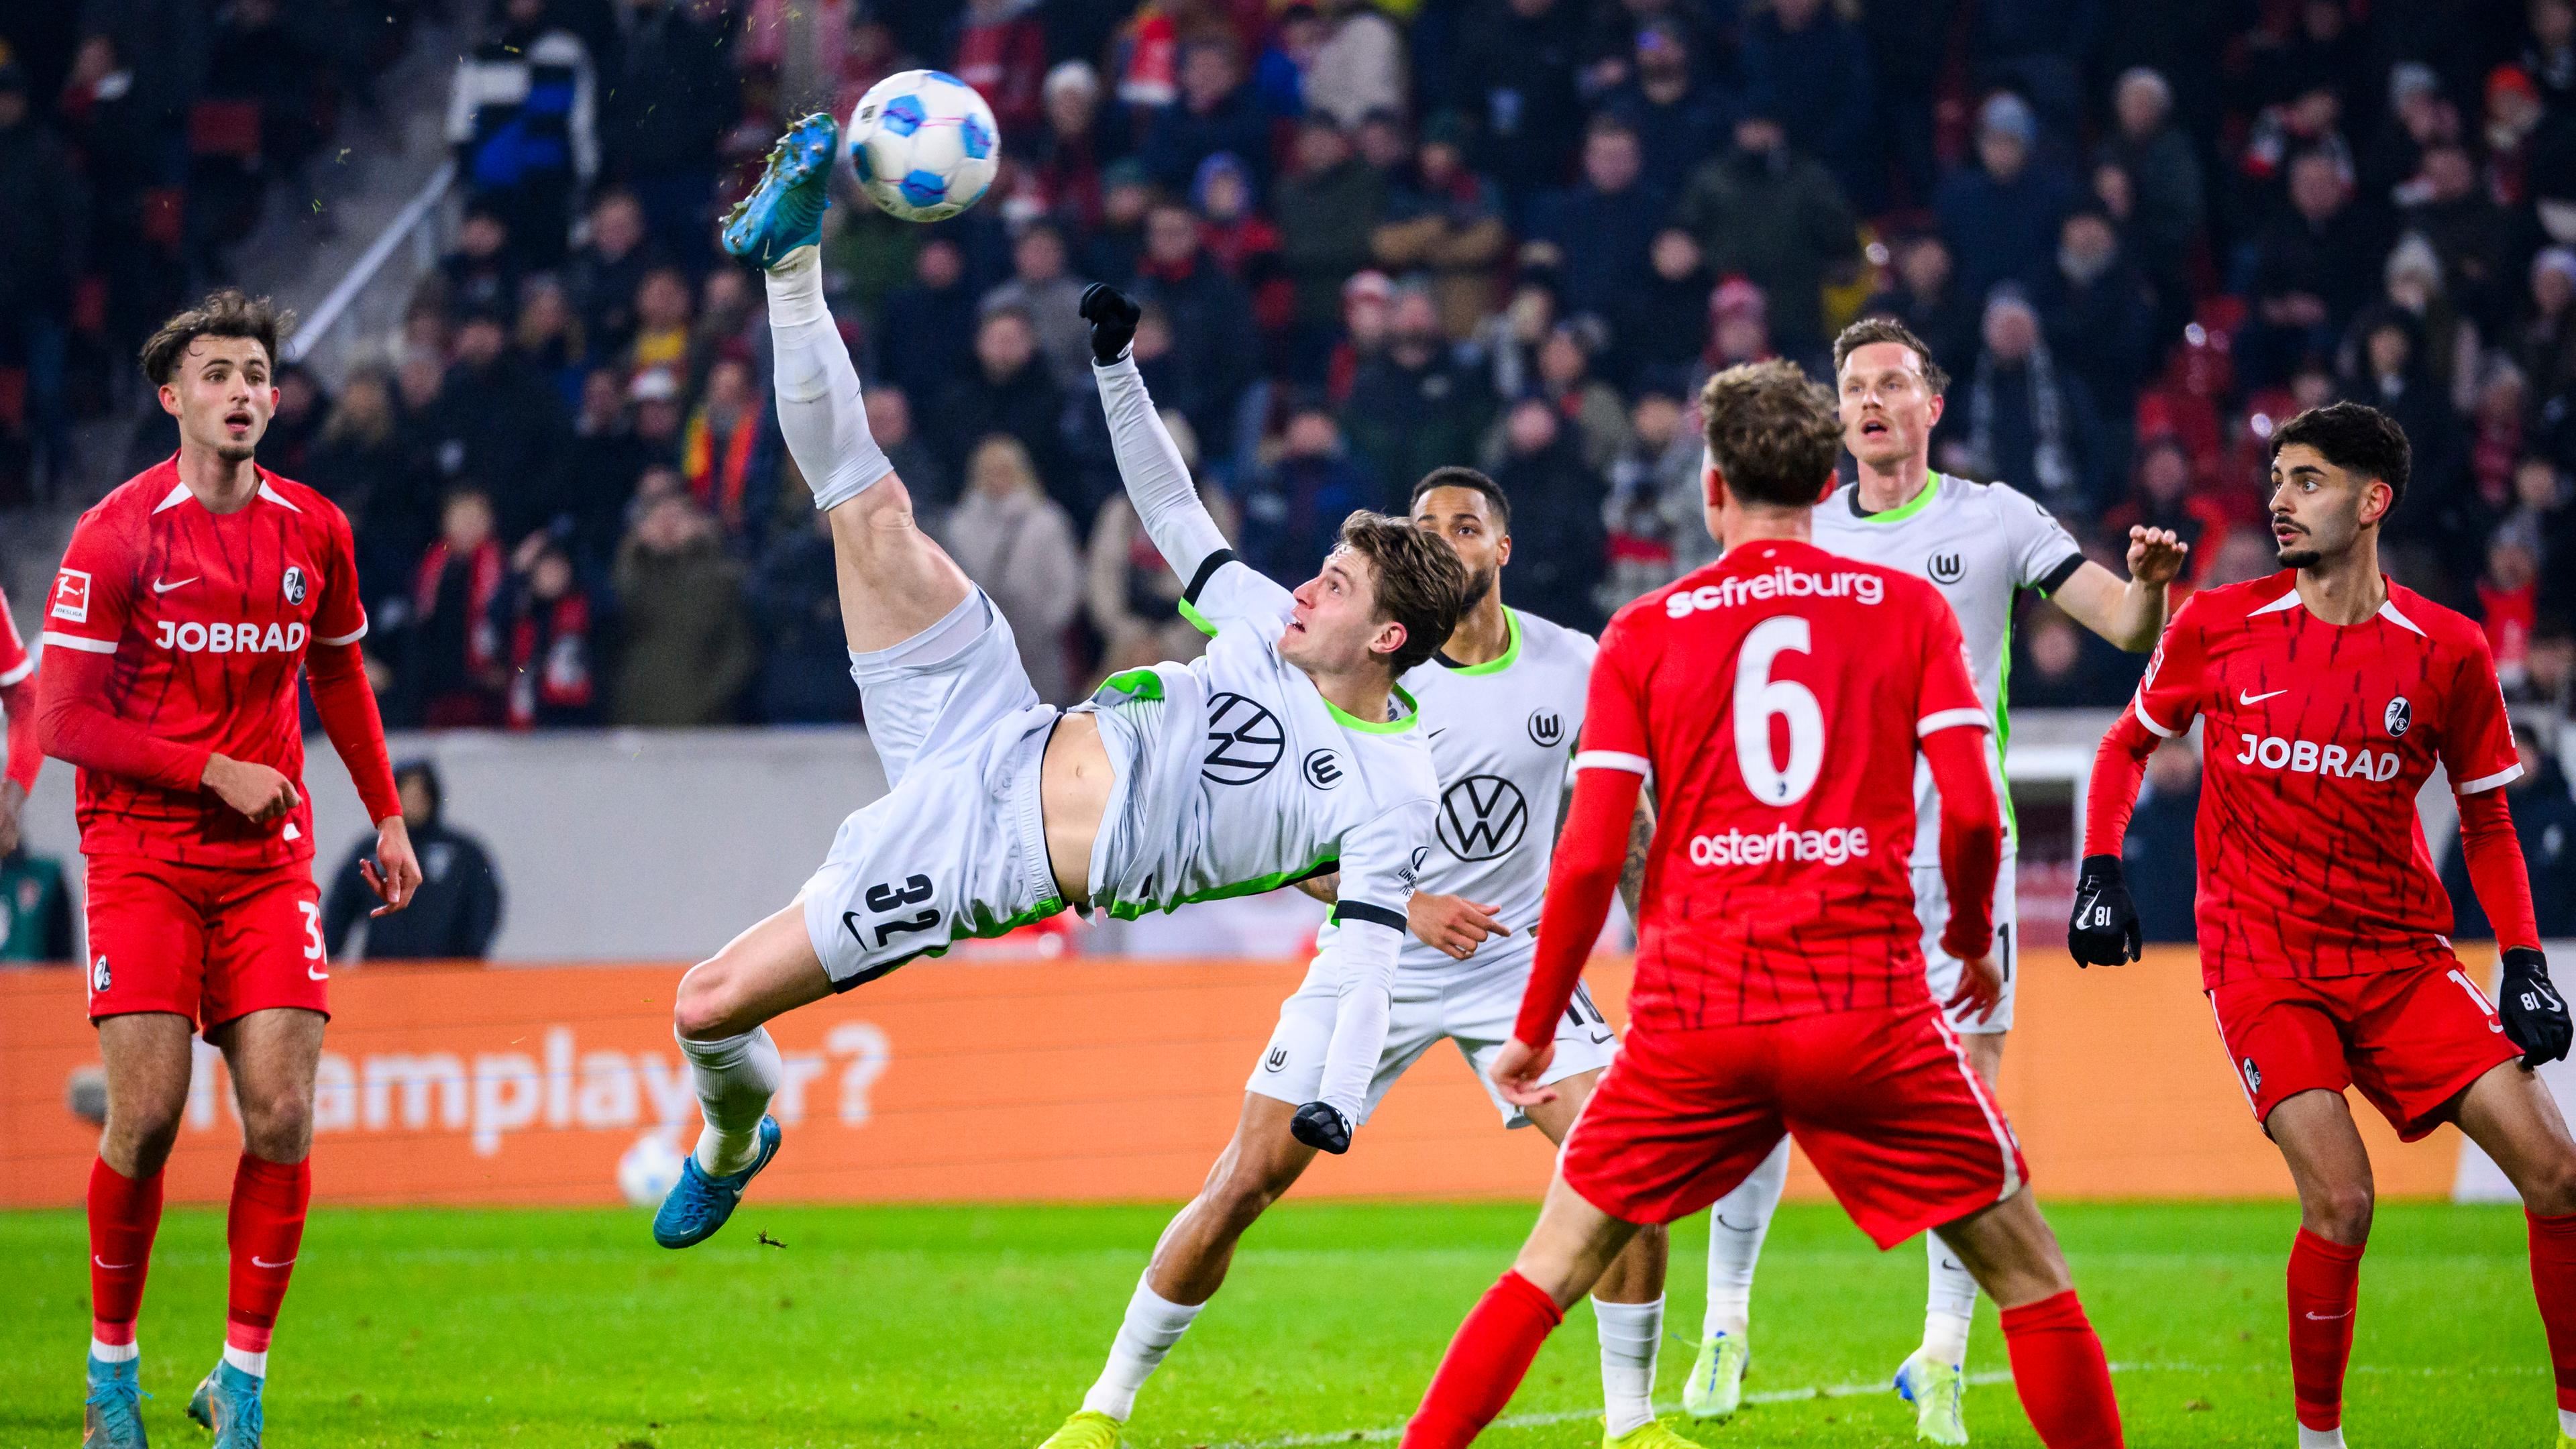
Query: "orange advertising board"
0 949 2465 1207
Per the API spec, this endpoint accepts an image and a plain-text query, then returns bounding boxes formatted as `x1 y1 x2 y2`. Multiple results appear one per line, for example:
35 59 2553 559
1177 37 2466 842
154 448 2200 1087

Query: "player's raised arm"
2070 596 2216 965
2050 527 2190 652
1084 285 1230 585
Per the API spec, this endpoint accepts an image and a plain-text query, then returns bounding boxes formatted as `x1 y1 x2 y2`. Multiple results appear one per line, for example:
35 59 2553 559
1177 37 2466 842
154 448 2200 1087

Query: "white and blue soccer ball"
848 69 1000 223
616 1128 687 1207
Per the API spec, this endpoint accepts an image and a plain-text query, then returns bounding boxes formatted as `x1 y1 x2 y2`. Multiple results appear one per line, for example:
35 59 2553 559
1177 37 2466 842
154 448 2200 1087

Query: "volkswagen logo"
1439 774 1529 861
1203 692 1286 784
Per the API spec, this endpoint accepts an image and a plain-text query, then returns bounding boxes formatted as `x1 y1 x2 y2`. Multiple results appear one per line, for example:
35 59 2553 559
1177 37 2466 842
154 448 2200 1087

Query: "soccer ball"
616 1128 686 1207
847 70 1000 223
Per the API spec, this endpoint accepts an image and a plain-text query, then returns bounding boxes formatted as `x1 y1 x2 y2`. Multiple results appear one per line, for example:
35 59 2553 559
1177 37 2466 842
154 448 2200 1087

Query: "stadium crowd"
7 0 2576 746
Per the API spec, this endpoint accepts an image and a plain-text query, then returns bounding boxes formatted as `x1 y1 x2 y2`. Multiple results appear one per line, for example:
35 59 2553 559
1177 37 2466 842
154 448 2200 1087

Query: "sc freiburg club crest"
1203 692 1286 784
1439 774 1529 861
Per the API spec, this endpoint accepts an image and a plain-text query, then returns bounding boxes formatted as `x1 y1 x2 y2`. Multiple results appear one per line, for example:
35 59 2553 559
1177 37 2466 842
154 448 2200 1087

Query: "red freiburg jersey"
0 588 30 689
2127 572 2520 985
43 459 369 869
1579 539 1989 1028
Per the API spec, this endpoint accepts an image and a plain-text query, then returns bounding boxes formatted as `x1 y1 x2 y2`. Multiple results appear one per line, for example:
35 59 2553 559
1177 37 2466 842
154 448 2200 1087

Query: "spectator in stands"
936 305 1073 518
1600 389 1698 602
1935 92 2075 307
2039 209 2156 429
1275 114 1389 376
2010 606 2135 707
953 0 1050 138
1371 116 1509 340
429 305 570 542
1132 203 1256 448
1029 60 1119 231
2445 722 2576 938
504 534 598 729
985 220 1095 390
1671 109 1860 360
404 488 511 729
627 264 696 377
262 364 327 480
2342 307 2461 553
446 0 597 267
1195 152 1289 330
1490 396 1608 633
1598 19 1731 192
864 383 949 513
612 494 755 727
2097 67 2204 329
1612 229 1713 396
1740 0 1874 208
2242 83 2353 226
1948 288 2099 513
324 760 503 960
1526 115 1663 323
681 354 775 544
2125 739 2202 943
515 276 587 406
0 60 83 498
2518 248 2576 405
309 369 424 589
1241 400 1374 586
1863 233 1980 384
940 434 1085 704
604 0 738 260
747 512 855 723
1344 287 1487 497
1142 38 1272 195
879 235 977 409
566 190 659 368
1523 319 1629 470
1453 0 1586 205
1083 158 1157 286
1090 409 1232 676
2106 433 2235 564
2402 141 2516 329
2241 148 2383 388
441 205 521 321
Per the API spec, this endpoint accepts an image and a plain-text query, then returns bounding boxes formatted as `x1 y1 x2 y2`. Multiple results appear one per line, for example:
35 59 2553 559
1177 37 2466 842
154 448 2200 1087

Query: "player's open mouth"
225 411 254 431
1859 418 1888 437
2272 521 2304 542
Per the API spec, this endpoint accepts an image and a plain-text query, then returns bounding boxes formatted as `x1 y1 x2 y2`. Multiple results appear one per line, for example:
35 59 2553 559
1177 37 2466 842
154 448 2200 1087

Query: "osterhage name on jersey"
1813 473 2090 867
1075 555 1438 932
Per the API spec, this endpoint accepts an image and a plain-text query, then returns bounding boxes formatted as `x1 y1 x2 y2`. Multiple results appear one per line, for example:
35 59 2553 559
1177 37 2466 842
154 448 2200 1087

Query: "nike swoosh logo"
95 1256 136 1270
307 967 329 981
2302 1309 2352 1321
251 1254 296 1269
1428 727 1448 739
842 912 865 944
1588 1031 1614 1045
2239 689 2286 705
151 576 198 594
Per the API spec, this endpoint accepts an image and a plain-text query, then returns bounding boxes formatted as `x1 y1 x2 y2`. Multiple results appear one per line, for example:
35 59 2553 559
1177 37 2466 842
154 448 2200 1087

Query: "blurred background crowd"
2 0 2575 743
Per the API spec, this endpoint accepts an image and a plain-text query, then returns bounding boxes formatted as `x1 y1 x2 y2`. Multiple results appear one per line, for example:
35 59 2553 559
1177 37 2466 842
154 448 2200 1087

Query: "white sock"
677 1026 782 1175
1593 1296 1663 1436
89 1338 138 1364
1079 1275 1204 1421
764 246 892 511
1923 1232 1978 1365
221 1343 267 1377
1703 1138 1790 1338
2296 1425 2347 1449
2562 1407 2576 1436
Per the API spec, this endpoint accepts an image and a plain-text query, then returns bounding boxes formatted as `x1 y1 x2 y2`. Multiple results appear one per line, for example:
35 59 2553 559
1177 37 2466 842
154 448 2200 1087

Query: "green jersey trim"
1993 612 2019 841
1436 608 1523 676
1178 598 1217 637
1099 667 1166 701
1326 681 1421 733
1103 855 1338 920
1856 474 1941 524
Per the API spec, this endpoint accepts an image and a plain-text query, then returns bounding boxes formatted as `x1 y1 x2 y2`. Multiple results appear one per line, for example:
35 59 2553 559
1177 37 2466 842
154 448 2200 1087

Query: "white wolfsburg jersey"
1313 607 1597 981
1083 558 1439 933
1813 472 2086 866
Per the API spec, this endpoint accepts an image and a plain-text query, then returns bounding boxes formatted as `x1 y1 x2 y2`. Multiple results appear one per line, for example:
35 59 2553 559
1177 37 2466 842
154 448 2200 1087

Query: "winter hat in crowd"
1978 91 2037 148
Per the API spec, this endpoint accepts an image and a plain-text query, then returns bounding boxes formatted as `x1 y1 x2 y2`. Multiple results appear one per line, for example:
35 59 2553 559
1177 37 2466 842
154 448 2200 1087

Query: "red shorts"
2208 964 2521 1141
1559 1005 2027 1248
83 855 329 1029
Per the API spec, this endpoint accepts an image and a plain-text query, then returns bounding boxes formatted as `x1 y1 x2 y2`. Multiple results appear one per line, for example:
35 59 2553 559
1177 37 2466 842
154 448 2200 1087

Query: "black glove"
2502 947 2573 1067
1079 282 1140 364
2067 853 2143 967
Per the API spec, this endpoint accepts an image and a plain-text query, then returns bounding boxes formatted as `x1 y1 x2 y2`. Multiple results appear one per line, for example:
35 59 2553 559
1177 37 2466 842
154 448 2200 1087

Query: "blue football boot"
83 1352 148 1448
652 1115 782 1248
186 1360 262 1449
721 113 837 268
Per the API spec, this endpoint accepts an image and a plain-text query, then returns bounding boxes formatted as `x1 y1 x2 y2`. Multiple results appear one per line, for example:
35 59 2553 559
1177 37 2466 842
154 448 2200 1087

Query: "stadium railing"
282 158 457 386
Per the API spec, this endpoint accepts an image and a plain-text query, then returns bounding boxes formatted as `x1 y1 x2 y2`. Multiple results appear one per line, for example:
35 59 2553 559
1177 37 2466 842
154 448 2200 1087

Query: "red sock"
225 1153 312 1357
1998 1289 2123 1449
87 1158 164 1346
2528 1211 2576 1414
1400 1271 1566 1448
2286 1228 2364 1431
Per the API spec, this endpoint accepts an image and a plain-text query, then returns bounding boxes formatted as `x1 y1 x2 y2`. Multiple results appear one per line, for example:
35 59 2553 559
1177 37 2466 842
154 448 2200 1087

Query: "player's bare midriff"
1038 712 1114 905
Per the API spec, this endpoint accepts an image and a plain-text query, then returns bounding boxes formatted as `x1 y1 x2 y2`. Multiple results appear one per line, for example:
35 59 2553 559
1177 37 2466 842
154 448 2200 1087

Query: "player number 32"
1733 616 1825 806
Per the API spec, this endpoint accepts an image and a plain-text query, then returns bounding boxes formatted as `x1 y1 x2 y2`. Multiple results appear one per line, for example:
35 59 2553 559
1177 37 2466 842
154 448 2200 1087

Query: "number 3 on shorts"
299 900 326 963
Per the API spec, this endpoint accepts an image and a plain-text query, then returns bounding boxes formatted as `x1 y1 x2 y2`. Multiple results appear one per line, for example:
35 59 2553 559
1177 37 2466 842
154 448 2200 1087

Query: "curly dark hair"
2269 400 2412 511
1408 466 1510 531
1336 510 1471 678
1697 360 1843 510
141 289 290 386
1832 315 1951 396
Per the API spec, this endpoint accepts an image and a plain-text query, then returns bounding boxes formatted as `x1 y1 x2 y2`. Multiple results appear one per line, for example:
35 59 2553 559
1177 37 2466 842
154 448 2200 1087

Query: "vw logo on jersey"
1927 551 1966 585
1202 692 1286 784
281 564 307 605
1527 710 1564 748
1265 1046 1289 1071
1302 748 1343 790
2383 696 2412 738
1440 774 1529 861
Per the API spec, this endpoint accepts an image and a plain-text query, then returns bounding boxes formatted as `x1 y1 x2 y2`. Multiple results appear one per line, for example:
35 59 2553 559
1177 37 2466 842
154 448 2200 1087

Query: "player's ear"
1494 532 1512 568
1371 618 1406 665
2358 477 2392 527
1924 390 1945 429
157 383 181 419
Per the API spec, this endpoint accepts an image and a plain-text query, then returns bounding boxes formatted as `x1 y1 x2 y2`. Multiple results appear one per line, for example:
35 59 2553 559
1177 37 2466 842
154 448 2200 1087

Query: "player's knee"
673 961 749 1040
2304 1184 2374 1244
109 1111 184 1177
2516 1151 2576 1218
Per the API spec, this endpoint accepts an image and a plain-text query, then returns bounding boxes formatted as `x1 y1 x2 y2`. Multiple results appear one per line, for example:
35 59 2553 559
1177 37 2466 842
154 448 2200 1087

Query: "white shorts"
1246 947 1620 1129
800 590 1065 989
1915 860 2019 1034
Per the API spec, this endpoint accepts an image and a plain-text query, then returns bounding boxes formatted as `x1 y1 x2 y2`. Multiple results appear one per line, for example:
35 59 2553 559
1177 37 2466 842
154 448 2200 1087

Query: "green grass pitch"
0 1199 2551 1447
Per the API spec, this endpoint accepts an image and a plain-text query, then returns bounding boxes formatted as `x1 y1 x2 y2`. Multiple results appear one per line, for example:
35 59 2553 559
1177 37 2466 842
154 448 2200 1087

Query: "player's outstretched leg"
1931 1193 2122 1449
2447 1061 2576 1445
659 904 833 1247
1685 1138 1786 1419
